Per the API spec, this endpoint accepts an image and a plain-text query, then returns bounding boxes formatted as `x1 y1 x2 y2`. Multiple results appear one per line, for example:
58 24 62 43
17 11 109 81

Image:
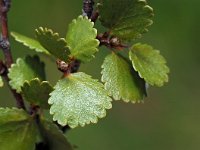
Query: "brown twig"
83 0 94 18
0 61 25 109
97 32 128 50
83 0 99 22
91 10 99 22
0 0 26 110
56 58 81 77
0 0 12 68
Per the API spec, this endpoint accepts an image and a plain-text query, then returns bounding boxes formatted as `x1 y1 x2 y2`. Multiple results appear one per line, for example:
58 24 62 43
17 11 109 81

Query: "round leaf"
129 43 170 86
99 0 154 41
8 55 46 93
49 72 112 128
66 15 99 62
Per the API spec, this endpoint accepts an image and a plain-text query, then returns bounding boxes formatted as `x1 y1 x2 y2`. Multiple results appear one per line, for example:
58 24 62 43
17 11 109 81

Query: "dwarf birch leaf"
49 72 112 128
0 76 3 87
36 27 70 61
11 32 50 55
99 0 154 41
101 53 146 103
22 78 53 109
8 55 45 93
39 119 73 150
0 107 37 150
129 43 169 87
66 15 99 62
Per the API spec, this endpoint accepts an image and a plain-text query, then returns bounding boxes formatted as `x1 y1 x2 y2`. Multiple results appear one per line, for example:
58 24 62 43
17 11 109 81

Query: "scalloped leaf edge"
129 43 170 87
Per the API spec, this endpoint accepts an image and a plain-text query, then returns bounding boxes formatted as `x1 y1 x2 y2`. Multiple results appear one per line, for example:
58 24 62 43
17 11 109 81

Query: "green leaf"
99 0 154 41
101 53 146 103
22 78 53 109
38 119 73 150
66 15 99 62
0 76 3 87
49 72 112 128
11 32 50 55
0 107 37 150
0 107 29 124
129 43 169 87
8 55 45 92
36 27 70 61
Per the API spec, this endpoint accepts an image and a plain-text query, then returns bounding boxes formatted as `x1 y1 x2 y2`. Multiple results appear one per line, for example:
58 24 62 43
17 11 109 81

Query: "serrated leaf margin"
11 32 50 55
48 72 112 128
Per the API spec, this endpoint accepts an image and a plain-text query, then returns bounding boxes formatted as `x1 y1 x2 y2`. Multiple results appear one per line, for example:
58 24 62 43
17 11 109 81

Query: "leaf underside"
129 43 169 87
66 15 99 62
49 72 112 128
8 55 45 93
11 32 50 55
101 52 146 103
99 0 154 41
22 78 53 109
36 27 70 61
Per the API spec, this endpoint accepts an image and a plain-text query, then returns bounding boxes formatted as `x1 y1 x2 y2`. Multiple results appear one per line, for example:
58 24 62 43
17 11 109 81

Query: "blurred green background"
0 0 200 149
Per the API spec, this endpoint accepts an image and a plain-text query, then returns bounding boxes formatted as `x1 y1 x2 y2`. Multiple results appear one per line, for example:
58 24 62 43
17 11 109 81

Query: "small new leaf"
22 78 53 109
99 0 154 41
36 27 70 61
0 76 3 87
129 43 169 86
8 55 45 92
0 108 37 150
39 119 73 150
11 32 50 55
49 72 112 128
101 53 146 103
66 15 99 62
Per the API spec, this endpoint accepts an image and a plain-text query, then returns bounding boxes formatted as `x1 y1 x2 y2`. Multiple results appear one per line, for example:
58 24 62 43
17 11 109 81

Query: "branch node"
0 35 10 51
97 32 128 50
56 58 81 76
1 0 11 12
83 0 94 18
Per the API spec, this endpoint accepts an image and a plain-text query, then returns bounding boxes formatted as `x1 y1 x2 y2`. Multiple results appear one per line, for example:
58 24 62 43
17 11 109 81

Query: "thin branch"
0 63 26 109
0 0 12 68
0 0 26 110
